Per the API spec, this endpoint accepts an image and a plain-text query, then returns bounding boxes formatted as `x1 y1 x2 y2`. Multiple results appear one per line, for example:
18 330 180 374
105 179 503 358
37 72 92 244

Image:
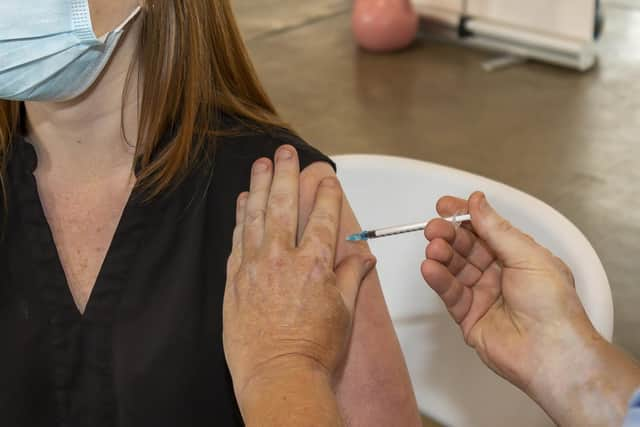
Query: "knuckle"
247 208 266 223
310 210 339 227
322 179 343 196
551 255 566 267
299 241 332 264
494 218 513 234
304 234 334 258
306 225 334 245
314 244 334 267
269 192 293 207
535 245 553 260
236 192 248 209
301 238 334 266
553 256 575 283
309 255 335 282
269 257 287 271
270 210 295 228
264 244 288 266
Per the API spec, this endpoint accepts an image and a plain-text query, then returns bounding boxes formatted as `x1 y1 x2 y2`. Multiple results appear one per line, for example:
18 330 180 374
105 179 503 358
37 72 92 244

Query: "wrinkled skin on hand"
223 145 375 401
422 192 640 427
421 192 595 393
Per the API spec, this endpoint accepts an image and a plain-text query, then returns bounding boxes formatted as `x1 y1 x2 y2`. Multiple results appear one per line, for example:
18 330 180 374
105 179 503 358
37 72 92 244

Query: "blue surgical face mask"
0 0 142 102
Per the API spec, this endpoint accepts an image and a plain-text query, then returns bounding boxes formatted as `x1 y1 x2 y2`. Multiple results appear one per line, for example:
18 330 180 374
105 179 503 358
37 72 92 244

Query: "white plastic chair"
333 154 614 427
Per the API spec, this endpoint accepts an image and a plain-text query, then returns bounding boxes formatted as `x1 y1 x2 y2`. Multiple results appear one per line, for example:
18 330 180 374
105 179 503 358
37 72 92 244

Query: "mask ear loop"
97 5 143 40
116 6 144 33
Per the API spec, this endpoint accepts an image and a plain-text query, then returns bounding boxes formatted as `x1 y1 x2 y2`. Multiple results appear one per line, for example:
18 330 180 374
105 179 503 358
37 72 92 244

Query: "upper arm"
299 162 421 427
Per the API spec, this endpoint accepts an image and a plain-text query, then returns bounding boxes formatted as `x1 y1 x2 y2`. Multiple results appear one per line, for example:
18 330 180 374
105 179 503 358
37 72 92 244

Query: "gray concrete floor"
233 1 640 422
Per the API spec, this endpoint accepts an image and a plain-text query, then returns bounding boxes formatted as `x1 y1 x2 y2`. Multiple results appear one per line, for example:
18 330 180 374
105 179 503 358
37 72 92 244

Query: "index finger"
264 145 300 248
300 177 343 269
436 196 469 217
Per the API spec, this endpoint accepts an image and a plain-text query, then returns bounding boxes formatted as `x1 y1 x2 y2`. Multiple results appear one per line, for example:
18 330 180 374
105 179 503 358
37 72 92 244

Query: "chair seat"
334 154 613 427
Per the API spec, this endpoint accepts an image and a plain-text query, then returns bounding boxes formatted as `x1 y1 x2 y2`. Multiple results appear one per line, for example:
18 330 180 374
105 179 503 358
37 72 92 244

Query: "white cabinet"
413 0 598 70
467 0 596 41
414 0 464 13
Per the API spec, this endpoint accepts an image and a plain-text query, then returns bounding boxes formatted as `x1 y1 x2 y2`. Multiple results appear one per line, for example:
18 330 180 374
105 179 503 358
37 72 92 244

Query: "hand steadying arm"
223 145 375 426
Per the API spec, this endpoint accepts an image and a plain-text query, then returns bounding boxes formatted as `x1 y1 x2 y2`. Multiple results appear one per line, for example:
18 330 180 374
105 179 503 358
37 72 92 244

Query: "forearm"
238 359 344 427
529 327 640 427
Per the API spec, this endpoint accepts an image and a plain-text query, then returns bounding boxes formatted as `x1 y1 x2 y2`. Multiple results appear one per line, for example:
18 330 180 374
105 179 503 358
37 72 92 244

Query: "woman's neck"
24 18 142 183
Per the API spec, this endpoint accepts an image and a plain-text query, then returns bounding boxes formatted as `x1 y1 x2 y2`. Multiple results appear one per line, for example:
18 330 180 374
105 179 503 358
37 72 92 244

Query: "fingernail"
253 160 268 174
278 147 293 161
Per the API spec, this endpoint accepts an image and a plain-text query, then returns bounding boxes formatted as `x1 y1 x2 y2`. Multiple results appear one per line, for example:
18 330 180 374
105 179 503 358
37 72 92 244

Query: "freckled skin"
226 252 350 376
24 0 142 315
36 169 135 314
223 147 384 426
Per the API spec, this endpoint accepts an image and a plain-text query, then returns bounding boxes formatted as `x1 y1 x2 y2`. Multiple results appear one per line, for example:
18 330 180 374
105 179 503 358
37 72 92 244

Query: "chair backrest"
334 154 613 427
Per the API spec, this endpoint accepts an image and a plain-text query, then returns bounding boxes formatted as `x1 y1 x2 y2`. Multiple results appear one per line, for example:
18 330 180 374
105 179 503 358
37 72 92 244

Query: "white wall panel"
467 0 596 41
413 0 464 13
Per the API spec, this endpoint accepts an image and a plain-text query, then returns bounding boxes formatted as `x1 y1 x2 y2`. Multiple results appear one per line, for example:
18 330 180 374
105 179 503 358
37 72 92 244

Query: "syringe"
347 214 472 242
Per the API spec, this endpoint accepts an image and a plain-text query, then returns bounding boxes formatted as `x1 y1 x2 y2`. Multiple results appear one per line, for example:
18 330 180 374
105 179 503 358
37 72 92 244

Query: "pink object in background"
352 0 419 52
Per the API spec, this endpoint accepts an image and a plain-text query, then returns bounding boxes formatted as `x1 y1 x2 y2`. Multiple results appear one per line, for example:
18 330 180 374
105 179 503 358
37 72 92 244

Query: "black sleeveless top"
0 117 334 427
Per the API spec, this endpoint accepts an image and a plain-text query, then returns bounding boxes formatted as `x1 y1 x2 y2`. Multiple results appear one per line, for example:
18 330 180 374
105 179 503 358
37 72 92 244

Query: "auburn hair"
0 0 286 204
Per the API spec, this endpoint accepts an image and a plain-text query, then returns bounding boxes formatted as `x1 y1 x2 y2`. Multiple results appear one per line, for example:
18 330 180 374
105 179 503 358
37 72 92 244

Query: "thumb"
335 254 377 315
468 192 543 267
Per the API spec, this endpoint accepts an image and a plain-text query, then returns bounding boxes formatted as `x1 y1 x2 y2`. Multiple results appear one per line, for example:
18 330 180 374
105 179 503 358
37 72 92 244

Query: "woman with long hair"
0 1 421 426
